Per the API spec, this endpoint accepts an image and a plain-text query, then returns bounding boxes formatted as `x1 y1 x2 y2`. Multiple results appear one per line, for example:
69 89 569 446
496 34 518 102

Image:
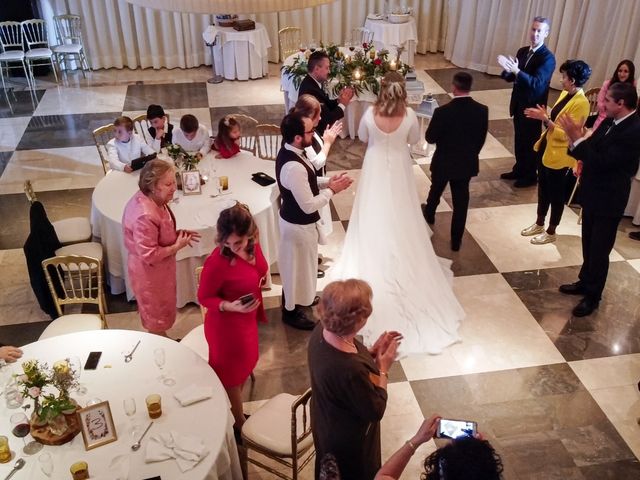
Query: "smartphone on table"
435 418 477 440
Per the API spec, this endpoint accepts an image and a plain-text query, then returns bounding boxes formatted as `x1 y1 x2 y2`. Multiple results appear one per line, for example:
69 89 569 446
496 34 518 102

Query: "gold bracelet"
379 371 388 378
406 440 417 453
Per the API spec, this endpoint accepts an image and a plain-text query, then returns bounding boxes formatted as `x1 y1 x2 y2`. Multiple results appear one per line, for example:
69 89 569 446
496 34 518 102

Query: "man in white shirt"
106 116 155 172
173 114 211 156
276 113 352 329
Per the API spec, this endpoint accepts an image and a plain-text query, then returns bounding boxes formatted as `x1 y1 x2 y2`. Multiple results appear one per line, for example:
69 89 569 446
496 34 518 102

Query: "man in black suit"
298 50 354 135
498 16 555 188
422 72 488 251
557 83 640 316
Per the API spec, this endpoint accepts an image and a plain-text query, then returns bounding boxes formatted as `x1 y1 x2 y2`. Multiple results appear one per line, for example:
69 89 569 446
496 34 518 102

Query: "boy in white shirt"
106 116 155 173
173 114 211 156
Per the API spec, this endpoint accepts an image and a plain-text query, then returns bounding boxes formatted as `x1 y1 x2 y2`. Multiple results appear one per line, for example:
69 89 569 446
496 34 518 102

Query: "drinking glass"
200 166 211 183
298 42 307 53
123 397 136 422
145 394 162 419
4 379 23 409
10 412 42 455
0 436 11 464
69 357 87 396
39 452 54 477
70 461 89 480
153 348 175 386
309 39 317 52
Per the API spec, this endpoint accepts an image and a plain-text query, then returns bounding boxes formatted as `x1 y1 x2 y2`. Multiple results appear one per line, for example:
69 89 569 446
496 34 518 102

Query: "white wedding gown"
330 106 464 355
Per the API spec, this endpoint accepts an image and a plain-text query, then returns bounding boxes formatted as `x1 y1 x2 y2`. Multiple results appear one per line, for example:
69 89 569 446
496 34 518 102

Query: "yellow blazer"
534 88 590 169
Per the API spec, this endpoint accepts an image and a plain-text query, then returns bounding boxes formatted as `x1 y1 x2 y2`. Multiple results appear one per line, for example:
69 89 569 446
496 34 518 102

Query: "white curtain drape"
445 0 640 90
39 0 446 69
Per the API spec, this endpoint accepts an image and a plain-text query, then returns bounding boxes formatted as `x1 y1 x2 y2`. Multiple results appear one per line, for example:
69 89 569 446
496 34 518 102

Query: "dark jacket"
501 44 555 115
298 74 344 135
426 96 489 180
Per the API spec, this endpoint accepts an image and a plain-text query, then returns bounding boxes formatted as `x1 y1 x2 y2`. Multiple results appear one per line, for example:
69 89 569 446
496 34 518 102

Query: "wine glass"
69 357 87 396
153 348 175 386
298 42 307 53
123 397 136 422
309 39 317 52
38 452 54 477
200 166 211 183
11 412 42 455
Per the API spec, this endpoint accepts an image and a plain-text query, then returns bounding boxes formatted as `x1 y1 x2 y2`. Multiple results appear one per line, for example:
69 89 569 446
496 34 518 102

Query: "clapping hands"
323 121 343 146
338 87 355 106
370 330 403 373
328 172 353 194
498 54 519 74
556 113 586 143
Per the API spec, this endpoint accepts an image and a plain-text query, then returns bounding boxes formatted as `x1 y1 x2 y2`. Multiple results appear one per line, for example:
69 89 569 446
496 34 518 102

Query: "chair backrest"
133 112 171 146
584 87 600 117
93 123 115 174
53 14 83 45
0 21 24 50
195 266 206 321
256 124 281 161
278 27 301 62
41 254 106 321
352 27 374 46
24 179 37 204
233 114 258 154
21 19 50 50
291 388 313 458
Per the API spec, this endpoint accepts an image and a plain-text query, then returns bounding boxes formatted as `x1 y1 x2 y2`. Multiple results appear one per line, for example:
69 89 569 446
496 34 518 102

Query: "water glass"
39 452 54 477
70 461 89 480
145 394 162 419
5 385 23 409
0 436 10 464
69 357 87 396
123 397 136 420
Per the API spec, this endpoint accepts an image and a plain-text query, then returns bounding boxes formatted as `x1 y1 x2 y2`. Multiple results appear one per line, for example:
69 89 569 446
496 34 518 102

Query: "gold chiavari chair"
278 27 301 62
232 114 258 155
256 124 282 161
93 123 115 174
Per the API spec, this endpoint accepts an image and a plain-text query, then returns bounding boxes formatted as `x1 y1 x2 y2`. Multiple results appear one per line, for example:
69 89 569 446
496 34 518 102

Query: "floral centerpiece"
166 143 201 171
281 42 411 96
17 359 79 436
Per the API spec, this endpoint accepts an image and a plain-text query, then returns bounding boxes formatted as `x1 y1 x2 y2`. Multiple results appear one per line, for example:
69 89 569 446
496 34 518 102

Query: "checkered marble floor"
1 55 640 479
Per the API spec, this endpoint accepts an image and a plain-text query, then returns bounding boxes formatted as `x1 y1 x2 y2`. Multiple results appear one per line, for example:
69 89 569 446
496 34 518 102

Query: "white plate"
367 13 383 20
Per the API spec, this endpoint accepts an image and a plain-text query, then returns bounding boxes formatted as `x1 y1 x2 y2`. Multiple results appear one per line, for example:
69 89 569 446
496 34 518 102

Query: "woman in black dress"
308 279 401 480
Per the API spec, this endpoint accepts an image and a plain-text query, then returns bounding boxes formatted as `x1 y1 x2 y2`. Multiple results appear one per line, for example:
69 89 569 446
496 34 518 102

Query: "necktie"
524 49 534 68
605 122 616 135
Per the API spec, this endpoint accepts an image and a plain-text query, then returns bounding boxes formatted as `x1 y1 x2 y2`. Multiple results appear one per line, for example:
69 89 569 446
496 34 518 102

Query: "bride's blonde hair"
374 71 407 117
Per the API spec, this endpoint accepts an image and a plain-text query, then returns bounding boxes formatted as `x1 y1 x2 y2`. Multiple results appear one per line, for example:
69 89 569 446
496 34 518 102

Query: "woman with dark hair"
593 60 636 130
197 203 268 431
521 59 592 244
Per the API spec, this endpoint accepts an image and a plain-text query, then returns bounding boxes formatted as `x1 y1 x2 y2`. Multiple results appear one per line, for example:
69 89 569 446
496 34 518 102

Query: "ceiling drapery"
123 0 337 14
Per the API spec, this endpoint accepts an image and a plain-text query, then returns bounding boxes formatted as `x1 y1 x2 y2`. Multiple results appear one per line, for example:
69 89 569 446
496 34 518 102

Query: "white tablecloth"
364 17 417 66
91 153 280 307
204 23 271 80
0 330 242 480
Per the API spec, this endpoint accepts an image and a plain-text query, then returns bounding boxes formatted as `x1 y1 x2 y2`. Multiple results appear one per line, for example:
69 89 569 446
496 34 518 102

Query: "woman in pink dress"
592 60 635 130
122 160 200 336
197 203 267 431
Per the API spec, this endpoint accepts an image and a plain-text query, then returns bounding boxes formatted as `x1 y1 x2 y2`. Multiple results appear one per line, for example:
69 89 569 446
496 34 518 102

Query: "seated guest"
173 114 211 156
0 345 22 364
308 279 401 480
147 104 173 151
106 116 155 173
197 203 267 433
212 115 241 158
375 416 503 479
593 60 635 131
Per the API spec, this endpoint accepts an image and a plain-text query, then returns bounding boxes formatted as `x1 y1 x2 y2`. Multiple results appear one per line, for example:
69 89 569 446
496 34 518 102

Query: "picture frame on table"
77 401 118 450
182 170 202 195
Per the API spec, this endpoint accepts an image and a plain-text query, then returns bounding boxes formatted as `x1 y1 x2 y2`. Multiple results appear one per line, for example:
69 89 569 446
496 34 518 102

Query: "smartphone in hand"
238 293 256 305
435 418 477 440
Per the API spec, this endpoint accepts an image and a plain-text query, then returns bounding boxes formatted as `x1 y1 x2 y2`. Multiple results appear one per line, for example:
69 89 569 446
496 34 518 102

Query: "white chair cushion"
52 44 82 54
52 217 92 245
26 48 53 58
242 393 314 457
39 313 102 340
55 241 103 261
0 51 25 61
180 324 208 361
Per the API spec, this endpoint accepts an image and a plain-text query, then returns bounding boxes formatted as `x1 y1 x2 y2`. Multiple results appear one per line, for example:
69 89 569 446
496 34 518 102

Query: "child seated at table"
106 116 155 173
212 115 241 158
147 104 173 152
173 114 211 157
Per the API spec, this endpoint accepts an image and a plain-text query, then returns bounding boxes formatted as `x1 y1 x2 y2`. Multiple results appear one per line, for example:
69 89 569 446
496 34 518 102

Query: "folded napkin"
146 431 210 472
92 455 130 480
174 384 214 406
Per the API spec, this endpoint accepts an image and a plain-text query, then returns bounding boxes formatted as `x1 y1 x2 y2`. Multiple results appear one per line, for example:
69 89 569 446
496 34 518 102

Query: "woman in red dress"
197 203 267 430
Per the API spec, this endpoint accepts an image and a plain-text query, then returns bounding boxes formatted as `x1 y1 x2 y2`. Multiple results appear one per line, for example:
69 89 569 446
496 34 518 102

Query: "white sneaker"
531 232 556 244
521 223 545 236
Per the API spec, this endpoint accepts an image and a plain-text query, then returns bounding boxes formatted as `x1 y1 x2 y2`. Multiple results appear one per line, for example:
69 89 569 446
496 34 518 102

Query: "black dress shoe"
514 178 537 188
500 171 517 180
451 240 461 252
282 309 316 330
421 203 435 225
317 269 325 278
629 231 640 241
572 297 599 317
559 282 586 295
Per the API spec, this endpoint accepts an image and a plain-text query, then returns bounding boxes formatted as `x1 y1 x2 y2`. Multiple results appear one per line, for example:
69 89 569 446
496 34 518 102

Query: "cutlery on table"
131 421 154 451
124 340 141 363
4 458 25 480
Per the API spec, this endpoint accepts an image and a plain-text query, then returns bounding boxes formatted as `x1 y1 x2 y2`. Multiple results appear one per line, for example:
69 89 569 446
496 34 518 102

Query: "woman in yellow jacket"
521 59 592 244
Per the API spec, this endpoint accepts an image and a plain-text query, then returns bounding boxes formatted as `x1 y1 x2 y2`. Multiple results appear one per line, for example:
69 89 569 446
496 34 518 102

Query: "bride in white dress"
330 72 464 355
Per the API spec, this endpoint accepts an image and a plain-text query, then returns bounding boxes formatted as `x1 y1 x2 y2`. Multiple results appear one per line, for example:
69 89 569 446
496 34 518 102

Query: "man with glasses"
276 113 352 329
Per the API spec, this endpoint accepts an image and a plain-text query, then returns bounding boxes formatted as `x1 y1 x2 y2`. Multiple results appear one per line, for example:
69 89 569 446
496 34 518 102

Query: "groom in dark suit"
298 50 353 135
422 72 488 251
557 83 640 316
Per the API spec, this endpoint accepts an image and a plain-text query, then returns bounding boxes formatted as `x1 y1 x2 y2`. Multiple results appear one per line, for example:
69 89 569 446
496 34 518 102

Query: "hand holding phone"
435 418 477 440
238 293 255 305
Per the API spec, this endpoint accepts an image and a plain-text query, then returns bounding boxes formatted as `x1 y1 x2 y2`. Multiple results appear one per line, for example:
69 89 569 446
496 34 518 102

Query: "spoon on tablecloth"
131 421 154 451
124 340 141 363
4 458 25 480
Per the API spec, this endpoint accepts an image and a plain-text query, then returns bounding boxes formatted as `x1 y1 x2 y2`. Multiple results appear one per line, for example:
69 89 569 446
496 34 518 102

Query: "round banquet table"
91 152 280 307
364 17 417 66
0 330 242 480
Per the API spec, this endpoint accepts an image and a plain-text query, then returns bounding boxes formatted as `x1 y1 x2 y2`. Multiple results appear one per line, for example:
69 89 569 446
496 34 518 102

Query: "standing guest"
593 60 636 131
422 72 488 251
146 104 173 152
308 279 401 480
291 94 343 247
212 115 241 159
173 114 211 156
521 60 591 244
106 116 155 173
498 16 556 188
197 203 267 432
122 160 200 336
276 113 352 330
298 50 354 135
557 83 640 316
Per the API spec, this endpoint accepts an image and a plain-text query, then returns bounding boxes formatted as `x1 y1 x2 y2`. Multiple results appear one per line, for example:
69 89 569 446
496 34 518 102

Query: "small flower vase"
48 414 68 436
